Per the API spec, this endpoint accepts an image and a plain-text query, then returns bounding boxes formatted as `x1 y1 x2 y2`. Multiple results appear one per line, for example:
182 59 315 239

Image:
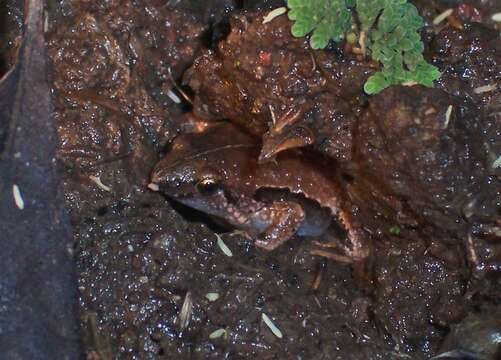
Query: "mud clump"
46 0 501 358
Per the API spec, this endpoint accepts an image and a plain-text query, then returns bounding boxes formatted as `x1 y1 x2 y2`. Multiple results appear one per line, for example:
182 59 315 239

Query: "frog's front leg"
252 201 305 251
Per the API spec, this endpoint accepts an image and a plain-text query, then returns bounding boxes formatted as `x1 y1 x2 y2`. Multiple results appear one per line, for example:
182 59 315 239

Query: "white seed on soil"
178 291 193 330
12 184 25 210
209 328 227 339
491 12 501 22
473 83 497 94
443 105 453 128
205 293 220 302
89 175 112 192
262 7 287 24
492 155 501 169
216 234 233 257
261 313 283 339
433 9 453 25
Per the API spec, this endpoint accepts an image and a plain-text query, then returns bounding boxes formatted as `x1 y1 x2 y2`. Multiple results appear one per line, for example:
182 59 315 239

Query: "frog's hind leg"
254 202 305 251
310 225 369 264
310 245 358 264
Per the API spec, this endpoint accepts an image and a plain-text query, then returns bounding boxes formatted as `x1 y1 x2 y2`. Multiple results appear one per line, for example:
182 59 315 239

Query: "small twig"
167 68 193 104
466 233 478 265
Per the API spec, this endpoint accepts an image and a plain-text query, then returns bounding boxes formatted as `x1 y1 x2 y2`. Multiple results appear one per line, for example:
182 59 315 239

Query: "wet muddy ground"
2 0 500 358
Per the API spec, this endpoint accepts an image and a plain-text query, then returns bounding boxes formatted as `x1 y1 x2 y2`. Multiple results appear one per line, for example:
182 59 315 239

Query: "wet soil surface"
39 0 501 358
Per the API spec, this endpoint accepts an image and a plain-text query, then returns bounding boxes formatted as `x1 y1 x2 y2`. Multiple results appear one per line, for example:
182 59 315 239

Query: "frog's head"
150 151 230 216
150 123 259 222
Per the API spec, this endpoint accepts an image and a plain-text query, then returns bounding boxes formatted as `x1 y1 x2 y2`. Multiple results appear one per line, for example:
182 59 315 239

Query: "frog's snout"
149 163 171 191
147 182 160 192
150 170 162 187
149 167 163 189
149 163 191 196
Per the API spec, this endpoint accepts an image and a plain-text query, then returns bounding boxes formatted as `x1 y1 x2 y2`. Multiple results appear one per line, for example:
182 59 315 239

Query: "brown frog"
149 122 368 263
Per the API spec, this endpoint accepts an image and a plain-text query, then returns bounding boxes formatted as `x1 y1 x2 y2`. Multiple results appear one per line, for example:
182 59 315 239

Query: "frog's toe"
310 246 369 263
254 201 305 250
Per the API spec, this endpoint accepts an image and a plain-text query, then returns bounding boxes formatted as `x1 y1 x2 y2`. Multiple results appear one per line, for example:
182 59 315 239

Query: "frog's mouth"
151 185 241 226
153 187 233 233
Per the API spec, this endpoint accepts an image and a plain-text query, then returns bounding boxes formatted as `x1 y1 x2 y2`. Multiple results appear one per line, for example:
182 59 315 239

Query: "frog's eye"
196 178 220 195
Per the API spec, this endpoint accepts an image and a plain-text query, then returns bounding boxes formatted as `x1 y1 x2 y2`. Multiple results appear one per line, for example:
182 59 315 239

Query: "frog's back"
254 151 346 214
162 122 345 213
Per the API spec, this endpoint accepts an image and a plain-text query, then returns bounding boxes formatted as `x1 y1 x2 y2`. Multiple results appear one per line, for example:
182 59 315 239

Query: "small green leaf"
364 72 389 94
287 0 351 47
292 20 315 37
311 16 338 48
287 8 300 21
287 0 441 94
389 225 401 236
400 38 413 51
